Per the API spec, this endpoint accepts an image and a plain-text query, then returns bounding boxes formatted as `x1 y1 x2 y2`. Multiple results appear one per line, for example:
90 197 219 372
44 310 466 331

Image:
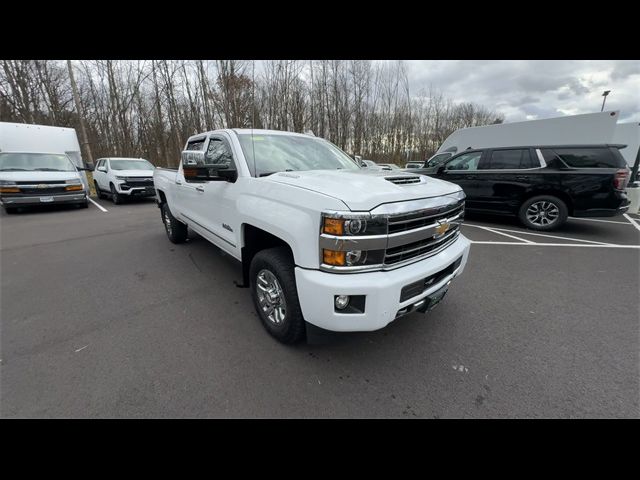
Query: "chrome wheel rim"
526 201 559 226
256 269 286 325
163 209 173 236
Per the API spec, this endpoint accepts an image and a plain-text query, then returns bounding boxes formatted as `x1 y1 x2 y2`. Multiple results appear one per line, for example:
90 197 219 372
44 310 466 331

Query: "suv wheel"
110 183 123 205
250 247 306 344
519 195 568 231
161 203 188 243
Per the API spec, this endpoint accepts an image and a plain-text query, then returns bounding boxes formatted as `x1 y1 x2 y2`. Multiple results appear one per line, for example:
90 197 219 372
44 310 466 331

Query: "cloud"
403 60 640 123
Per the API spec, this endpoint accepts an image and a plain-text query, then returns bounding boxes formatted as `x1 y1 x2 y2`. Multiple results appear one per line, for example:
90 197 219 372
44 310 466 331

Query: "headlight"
320 211 387 269
65 178 82 185
0 180 19 193
321 213 386 236
0 180 16 186
115 176 127 181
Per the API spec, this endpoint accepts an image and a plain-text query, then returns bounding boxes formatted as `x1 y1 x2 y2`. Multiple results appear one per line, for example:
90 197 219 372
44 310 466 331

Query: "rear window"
550 147 625 168
485 149 533 169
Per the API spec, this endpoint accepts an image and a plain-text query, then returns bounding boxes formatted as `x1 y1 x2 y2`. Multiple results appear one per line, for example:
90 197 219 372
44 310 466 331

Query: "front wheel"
110 184 123 205
161 203 188 244
518 195 568 231
95 181 106 199
250 247 306 344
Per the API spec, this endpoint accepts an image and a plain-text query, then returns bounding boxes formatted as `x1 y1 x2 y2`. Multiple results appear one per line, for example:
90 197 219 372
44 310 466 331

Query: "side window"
445 151 483 172
552 147 624 168
103 160 109 172
205 138 234 168
486 149 531 169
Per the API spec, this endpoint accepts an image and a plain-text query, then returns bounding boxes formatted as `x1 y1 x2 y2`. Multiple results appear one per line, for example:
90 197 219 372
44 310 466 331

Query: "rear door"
472 148 538 213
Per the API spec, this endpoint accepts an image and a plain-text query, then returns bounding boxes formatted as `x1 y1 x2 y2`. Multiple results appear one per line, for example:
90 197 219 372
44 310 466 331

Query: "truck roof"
187 128 316 142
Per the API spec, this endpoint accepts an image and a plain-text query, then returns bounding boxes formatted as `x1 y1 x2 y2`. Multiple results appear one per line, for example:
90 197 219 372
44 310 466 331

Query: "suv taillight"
614 169 630 190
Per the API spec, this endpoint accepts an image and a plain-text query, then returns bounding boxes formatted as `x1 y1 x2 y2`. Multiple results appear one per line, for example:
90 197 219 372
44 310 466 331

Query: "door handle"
465 175 477 180
515 176 529 181
196 186 205 193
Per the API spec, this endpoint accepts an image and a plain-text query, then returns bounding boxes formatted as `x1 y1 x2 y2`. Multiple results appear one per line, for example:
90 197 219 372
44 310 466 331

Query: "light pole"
601 90 611 112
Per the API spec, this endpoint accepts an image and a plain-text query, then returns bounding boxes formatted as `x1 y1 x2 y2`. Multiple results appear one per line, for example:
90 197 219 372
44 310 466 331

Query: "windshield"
0 152 76 172
109 159 155 170
237 133 360 176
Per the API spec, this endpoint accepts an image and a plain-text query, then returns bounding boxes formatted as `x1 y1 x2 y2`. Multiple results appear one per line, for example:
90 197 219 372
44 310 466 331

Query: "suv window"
551 147 625 168
427 153 452 167
486 149 532 169
445 151 482 172
205 138 234 168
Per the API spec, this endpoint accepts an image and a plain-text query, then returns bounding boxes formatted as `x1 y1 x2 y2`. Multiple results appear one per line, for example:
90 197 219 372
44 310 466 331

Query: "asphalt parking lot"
1 199 639 418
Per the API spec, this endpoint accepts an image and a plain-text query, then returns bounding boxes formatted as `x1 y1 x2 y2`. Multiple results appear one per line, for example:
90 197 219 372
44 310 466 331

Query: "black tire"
161 203 188 244
4 207 18 214
518 195 568 231
78 200 89 209
249 247 306 344
95 181 106 199
110 183 123 205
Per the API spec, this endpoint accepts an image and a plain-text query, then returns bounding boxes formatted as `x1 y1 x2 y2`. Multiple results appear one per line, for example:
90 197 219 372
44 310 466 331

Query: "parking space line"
464 223 612 245
469 241 640 249
88 198 108 213
468 224 534 243
623 214 640 233
569 217 632 225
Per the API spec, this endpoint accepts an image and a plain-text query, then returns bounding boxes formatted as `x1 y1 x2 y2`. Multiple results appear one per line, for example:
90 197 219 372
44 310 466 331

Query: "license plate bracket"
39 196 54 203
417 283 449 313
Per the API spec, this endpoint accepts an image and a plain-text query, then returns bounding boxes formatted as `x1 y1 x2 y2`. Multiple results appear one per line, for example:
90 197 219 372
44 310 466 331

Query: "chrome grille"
384 228 460 266
388 204 464 234
385 176 422 185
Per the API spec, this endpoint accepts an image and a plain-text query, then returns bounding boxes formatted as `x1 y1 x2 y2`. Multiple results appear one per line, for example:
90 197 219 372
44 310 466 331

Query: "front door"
434 150 485 210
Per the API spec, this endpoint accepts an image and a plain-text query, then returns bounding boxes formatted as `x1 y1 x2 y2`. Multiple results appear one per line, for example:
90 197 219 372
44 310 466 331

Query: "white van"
0 122 91 213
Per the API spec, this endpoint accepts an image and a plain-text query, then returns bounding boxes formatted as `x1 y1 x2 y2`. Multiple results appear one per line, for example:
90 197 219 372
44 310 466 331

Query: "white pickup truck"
153 129 471 343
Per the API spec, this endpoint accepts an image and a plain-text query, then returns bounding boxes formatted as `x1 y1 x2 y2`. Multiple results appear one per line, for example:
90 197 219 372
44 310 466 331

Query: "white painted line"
469 241 640 249
472 225 534 243
569 217 632 225
464 223 612 245
74 345 89 353
623 213 640 233
88 197 108 213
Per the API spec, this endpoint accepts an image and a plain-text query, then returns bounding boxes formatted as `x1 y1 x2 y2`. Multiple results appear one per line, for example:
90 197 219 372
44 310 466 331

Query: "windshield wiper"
34 168 64 171
0 168 27 171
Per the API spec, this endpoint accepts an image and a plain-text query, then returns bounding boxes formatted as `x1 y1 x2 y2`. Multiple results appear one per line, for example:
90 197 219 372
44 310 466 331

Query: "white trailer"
436 111 623 156
611 121 640 168
0 122 90 189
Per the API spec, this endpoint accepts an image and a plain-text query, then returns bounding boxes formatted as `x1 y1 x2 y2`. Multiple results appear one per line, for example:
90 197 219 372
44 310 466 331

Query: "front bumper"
295 234 471 332
116 183 156 196
1 192 87 206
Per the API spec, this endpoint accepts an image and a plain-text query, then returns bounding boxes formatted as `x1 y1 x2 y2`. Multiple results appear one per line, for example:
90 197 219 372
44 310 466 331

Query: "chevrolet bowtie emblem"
434 220 450 238
36 184 48 189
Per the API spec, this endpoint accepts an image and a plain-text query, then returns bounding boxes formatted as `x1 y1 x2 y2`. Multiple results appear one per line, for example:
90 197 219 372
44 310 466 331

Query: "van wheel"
161 203 188 244
519 195 568 231
95 181 106 199
250 247 305 344
4 207 18 214
110 184 122 205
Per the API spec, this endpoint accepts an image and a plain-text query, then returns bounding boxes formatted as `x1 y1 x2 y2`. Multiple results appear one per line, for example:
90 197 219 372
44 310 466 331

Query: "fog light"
335 295 350 310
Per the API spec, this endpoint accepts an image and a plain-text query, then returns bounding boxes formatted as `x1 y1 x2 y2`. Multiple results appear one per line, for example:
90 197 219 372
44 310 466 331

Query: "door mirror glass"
97 166 107 172
181 149 237 182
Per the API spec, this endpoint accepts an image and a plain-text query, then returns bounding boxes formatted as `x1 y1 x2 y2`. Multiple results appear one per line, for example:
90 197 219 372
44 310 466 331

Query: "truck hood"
0 171 82 183
112 170 155 177
263 169 462 211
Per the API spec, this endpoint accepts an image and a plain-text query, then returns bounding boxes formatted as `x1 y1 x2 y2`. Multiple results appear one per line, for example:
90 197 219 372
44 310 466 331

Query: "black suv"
407 144 631 230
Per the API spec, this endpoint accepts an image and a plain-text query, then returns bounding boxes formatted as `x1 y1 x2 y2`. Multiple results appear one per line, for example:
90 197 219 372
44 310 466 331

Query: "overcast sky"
401 60 639 124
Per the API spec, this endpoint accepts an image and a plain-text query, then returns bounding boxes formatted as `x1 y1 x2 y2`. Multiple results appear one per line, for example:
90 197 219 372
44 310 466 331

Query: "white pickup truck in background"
153 129 471 344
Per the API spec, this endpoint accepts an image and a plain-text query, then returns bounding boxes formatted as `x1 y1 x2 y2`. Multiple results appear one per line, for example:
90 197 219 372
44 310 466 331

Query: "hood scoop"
385 175 423 185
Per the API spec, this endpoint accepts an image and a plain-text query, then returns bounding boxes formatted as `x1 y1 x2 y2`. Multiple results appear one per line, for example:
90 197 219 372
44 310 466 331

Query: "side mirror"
181 150 237 182
437 165 446 174
97 166 107 172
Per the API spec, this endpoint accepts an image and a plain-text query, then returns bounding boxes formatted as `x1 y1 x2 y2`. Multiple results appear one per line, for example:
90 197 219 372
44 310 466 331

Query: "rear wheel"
4 207 18 214
161 203 188 244
250 247 306 344
110 183 122 205
518 195 568 231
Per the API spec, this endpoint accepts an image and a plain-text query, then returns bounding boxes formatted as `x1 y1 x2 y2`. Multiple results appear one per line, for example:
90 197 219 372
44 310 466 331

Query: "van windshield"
237 133 360 177
109 159 155 170
0 152 76 171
